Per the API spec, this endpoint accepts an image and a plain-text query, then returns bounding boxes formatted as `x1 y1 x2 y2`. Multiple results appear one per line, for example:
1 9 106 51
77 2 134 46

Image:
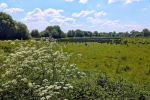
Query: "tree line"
0 12 150 40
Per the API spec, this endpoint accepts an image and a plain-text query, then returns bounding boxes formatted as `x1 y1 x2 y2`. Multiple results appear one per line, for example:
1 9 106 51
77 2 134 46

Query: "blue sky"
0 0 150 33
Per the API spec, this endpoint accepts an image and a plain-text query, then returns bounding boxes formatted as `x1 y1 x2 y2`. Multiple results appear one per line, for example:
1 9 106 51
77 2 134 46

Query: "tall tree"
94 31 99 36
31 29 40 38
142 28 150 37
0 12 17 39
15 22 32 39
75 29 84 37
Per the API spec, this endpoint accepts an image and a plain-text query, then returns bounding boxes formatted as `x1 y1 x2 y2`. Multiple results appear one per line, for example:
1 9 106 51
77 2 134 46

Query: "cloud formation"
22 8 64 21
108 0 141 4
97 4 100 7
94 11 107 17
0 3 7 9
50 17 76 26
3 8 24 14
101 20 122 27
79 0 88 4
72 10 95 17
87 17 106 24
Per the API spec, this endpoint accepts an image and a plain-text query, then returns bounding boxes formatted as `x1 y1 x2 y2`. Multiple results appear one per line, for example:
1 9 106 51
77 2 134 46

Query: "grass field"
0 37 150 99
57 37 150 87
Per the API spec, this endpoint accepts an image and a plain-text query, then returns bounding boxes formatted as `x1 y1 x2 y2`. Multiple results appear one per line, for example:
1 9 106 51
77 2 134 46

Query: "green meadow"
0 37 150 99
58 37 150 88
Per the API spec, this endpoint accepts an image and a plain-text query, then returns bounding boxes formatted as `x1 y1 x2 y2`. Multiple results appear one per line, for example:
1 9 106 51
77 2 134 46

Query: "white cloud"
94 11 107 17
101 19 141 29
79 0 88 4
101 20 123 27
71 23 83 27
44 8 64 17
72 10 95 17
87 17 106 24
66 0 73 2
25 21 51 32
89 25 95 28
97 4 100 7
3 8 24 14
108 0 141 4
22 8 64 21
50 18 63 23
124 25 141 28
0 3 8 9
50 17 76 26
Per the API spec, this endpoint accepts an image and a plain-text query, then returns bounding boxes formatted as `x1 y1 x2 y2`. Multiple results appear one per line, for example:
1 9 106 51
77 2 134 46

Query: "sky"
0 0 150 33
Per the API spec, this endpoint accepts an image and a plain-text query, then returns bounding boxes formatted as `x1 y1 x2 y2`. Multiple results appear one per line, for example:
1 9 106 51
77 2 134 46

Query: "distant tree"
31 29 40 38
87 31 92 37
142 28 150 37
61 31 67 38
112 31 116 37
67 30 75 37
15 22 32 39
130 30 135 36
94 31 99 36
45 25 64 38
75 29 84 37
0 12 17 39
124 31 130 37
83 31 90 37
40 30 50 37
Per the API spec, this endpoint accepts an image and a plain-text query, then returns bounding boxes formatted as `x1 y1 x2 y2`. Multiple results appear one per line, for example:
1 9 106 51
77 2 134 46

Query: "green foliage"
75 29 84 37
67 30 75 37
0 12 31 40
94 31 99 36
0 12 17 39
15 22 32 39
142 28 150 37
30 29 40 38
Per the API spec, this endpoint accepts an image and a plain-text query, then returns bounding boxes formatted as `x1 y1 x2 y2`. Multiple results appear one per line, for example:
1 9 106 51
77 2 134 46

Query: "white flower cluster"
0 37 86 99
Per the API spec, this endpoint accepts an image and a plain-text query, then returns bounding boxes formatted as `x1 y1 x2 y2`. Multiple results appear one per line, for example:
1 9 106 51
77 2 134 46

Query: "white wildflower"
47 85 54 90
46 95 52 99
17 75 22 78
63 87 68 90
12 79 17 85
69 86 73 89
60 82 64 84
65 84 71 86
55 86 61 89
40 97 45 100
21 78 28 83
28 82 33 88
54 82 59 84
43 79 48 82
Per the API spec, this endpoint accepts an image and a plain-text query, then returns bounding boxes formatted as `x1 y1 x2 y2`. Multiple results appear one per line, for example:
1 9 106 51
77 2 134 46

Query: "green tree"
142 28 150 37
40 30 50 37
67 30 73 37
0 12 17 39
94 31 99 36
30 29 40 38
75 29 84 37
45 25 64 38
15 22 32 39
87 31 92 37
61 31 67 38
83 31 90 37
